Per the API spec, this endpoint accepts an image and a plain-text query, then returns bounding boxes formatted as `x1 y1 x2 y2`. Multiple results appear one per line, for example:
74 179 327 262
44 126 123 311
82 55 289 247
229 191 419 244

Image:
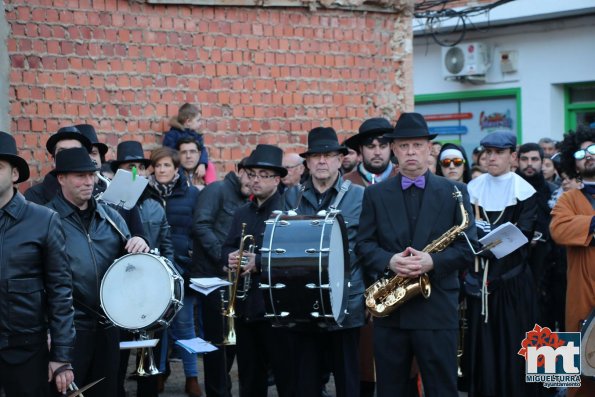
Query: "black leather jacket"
192 172 248 277
46 194 130 330
0 192 75 363
24 172 60 205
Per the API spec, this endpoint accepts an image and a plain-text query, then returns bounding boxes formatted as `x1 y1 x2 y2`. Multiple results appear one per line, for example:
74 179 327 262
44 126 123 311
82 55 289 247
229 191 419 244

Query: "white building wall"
413 14 595 143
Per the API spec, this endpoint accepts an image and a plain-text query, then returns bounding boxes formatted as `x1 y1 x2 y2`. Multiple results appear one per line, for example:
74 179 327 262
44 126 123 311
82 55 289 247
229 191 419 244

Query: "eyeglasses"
284 163 303 170
440 158 465 167
308 152 340 160
573 144 595 160
246 172 278 180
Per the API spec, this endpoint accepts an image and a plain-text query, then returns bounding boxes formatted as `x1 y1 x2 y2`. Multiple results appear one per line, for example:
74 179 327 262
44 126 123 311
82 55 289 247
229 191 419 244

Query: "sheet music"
189 277 231 295
479 221 528 259
100 169 148 210
119 339 159 350
175 337 218 354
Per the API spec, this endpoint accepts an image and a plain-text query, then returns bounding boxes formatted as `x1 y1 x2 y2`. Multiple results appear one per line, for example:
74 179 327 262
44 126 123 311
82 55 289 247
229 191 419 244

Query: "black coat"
356 172 477 330
24 172 60 205
46 194 130 330
220 192 283 321
192 172 248 278
0 192 75 363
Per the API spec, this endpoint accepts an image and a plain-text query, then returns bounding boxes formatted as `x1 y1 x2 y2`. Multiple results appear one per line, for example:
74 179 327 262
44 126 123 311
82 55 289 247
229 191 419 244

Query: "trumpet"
221 223 255 345
132 331 160 377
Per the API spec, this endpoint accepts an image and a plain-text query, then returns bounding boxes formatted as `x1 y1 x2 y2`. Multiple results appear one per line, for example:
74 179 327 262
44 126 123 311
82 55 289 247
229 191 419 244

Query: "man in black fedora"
24 126 93 205
344 117 398 187
0 132 75 396
356 112 477 397
282 127 365 397
221 144 291 397
46 147 148 397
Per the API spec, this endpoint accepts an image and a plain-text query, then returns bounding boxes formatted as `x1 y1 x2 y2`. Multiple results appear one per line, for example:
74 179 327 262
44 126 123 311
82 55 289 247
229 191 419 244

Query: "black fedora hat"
110 141 151 173
243 144 288 177
52 147 99 175
383 112 437 140
299 127 348 158
0 131 29 183
344 118 394 150
46 126 93 155
75 124 109 156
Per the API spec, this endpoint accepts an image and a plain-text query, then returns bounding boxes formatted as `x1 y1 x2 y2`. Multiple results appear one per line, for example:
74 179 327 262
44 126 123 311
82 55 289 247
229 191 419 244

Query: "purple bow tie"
401 175 426 190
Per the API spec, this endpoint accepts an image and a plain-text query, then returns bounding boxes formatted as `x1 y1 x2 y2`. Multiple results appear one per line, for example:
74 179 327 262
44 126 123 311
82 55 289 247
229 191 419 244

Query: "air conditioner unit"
442 42 490 78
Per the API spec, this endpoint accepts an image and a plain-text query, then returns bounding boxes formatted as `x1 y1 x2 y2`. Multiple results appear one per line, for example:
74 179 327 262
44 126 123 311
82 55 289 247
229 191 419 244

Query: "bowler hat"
75 124 109 156
299 127 348 158
46 126 93 155
480 131 517 150
344 118 394 150
383 112 437 140
110 141 151 173
52 147 99 175
243 144 287 177
0 131 29 183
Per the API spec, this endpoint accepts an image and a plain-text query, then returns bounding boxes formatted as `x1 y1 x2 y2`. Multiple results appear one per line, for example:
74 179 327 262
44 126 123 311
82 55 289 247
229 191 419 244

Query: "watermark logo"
518 324 581 388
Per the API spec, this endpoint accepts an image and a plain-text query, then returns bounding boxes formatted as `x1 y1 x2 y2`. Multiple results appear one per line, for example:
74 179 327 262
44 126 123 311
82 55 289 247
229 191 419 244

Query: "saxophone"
365 186 469 317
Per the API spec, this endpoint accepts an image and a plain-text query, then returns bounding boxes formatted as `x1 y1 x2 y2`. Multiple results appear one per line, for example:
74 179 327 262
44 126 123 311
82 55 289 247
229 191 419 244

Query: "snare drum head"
581 309 595 378
101 253 174 330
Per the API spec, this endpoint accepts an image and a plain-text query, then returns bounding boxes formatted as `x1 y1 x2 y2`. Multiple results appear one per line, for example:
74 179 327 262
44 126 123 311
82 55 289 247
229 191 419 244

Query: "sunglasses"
440 158 465 167
573 144 595 160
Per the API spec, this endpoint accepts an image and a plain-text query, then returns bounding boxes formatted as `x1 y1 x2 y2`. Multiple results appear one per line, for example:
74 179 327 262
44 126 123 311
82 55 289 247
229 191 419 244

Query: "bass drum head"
581 309 595 378
328 218 347 324
101 253 173 330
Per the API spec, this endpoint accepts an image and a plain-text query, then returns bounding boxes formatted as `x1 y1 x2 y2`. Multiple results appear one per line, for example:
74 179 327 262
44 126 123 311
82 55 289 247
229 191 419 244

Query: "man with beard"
516 143 558 329
343 117 397 397
221 145 290 397
550 125 595 397
344 118 398 187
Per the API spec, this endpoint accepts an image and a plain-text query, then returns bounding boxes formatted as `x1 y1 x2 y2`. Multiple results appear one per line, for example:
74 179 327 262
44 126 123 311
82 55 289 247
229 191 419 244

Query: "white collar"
468 172 536 211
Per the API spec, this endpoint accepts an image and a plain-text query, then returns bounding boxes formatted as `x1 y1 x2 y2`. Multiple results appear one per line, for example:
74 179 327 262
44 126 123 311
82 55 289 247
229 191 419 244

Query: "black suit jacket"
356 172 478 329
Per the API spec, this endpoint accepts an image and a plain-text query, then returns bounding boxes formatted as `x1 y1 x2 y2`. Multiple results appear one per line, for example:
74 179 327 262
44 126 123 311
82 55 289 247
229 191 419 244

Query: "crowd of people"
0 105 594 397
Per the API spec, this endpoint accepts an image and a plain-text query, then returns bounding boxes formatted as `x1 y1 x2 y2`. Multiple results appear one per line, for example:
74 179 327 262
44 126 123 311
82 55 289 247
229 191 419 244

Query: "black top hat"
383 112 437 140
46 126 93 155
299 127 348 158
243 144 288 177
110 141 151 173
0 131 29 183
75 124 109 156
344 118 394 150
52 147 99 175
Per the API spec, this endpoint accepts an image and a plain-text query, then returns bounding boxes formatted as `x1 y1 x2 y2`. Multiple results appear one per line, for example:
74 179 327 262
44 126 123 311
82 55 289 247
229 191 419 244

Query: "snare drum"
581 309 595 378
261 211 349 327
100 253 184 331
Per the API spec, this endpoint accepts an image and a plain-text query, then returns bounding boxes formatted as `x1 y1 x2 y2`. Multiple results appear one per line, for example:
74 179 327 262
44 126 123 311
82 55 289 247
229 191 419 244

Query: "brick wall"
5 0 412 186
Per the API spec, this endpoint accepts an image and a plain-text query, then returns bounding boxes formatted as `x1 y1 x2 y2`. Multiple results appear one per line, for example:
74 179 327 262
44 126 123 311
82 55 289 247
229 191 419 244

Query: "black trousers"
286 327 360 397
72 326 120 397
235 318 292 397
0 344 50 397
374 327 458 397
200 290 236 397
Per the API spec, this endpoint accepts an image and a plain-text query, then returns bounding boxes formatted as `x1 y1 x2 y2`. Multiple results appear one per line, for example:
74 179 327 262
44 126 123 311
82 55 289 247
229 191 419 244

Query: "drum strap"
101 208 128 242
329 180 352 211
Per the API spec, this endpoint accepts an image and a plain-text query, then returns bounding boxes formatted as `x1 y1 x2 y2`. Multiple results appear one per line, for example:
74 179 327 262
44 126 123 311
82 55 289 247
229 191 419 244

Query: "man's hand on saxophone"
389 247 434 277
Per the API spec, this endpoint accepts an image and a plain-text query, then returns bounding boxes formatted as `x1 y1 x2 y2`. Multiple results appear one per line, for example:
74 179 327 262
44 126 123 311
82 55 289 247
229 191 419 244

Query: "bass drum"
100 253 184 332
261 211 349 327
581 309 595 379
